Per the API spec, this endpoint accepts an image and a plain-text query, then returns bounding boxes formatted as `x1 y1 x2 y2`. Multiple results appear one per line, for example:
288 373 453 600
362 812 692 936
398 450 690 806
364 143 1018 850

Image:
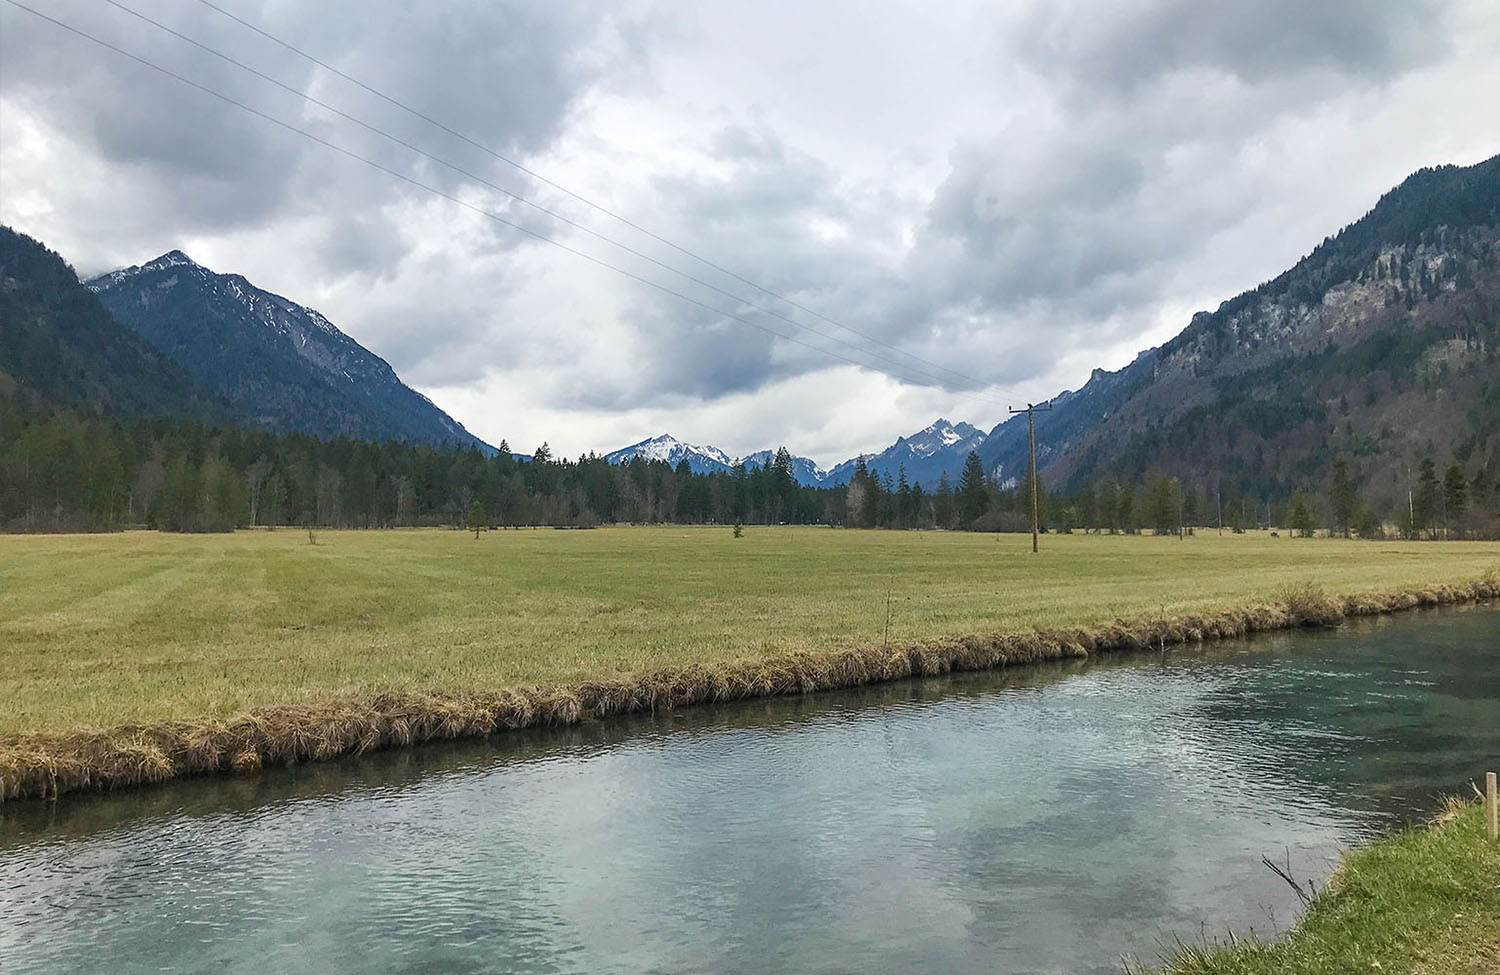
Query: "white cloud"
2 0 1496 465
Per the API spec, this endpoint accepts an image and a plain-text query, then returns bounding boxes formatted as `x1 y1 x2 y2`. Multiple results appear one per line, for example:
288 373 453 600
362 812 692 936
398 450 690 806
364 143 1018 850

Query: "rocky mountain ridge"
87 251 491 452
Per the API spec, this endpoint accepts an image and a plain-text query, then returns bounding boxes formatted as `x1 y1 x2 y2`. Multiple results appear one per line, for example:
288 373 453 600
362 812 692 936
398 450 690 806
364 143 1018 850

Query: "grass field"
1161 800 1500 975
3 526 1498 738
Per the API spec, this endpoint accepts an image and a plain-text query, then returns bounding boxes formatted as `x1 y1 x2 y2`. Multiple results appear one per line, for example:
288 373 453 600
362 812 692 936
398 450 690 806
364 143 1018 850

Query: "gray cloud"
1 0 1494 462
1010 0 1452 94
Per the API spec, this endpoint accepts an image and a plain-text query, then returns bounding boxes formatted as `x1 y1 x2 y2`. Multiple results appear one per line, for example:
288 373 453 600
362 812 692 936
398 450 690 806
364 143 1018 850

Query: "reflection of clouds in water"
2 609 1497 975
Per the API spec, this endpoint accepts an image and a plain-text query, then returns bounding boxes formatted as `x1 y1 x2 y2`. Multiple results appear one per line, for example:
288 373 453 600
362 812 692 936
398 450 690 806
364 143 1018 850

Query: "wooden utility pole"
1008 401 1053 553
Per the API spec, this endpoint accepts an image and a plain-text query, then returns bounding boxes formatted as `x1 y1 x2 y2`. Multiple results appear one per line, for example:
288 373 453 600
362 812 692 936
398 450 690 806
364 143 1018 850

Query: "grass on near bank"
2 526 1498 737
1160 800 1500 975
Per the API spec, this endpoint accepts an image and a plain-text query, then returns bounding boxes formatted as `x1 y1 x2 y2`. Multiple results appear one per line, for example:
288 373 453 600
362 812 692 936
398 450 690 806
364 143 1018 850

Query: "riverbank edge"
4 575 1497 801
1155 799 1500 974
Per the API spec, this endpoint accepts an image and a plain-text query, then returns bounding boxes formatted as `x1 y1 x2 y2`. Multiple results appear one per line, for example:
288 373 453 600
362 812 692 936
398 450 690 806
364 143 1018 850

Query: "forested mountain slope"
88 251 491 452
0 227 219 419
1016 155 1500 508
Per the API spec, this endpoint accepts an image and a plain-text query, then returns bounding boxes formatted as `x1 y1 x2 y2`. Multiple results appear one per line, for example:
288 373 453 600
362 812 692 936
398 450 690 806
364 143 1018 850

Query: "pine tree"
1117 482 1136 534
772 446 797 521
956 452 989 526
467 499 487 538
895 466 913 528
933 471 954 528
1076 484 1097 533
1288 489 1316 538
1412 458 1439 537
1327 458 1356 537
1180 490 1199 535
1443 462 1467 537
1145 475 1178 535
1096 481 1118 533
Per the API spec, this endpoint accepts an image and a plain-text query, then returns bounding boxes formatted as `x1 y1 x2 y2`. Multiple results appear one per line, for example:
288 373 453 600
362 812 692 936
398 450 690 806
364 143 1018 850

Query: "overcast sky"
3 0 1498 464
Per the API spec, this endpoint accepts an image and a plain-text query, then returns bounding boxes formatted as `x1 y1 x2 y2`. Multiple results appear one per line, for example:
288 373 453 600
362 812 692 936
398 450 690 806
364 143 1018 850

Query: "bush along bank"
3 575 1497 802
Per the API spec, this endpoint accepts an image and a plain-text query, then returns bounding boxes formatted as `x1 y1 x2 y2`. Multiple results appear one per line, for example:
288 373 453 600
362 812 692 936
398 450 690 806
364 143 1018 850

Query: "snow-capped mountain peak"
902 418 986 458
604 434 735 473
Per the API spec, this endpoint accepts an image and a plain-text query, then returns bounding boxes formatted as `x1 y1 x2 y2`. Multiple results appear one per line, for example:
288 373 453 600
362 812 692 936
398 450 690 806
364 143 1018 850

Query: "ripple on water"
3 607 1498 975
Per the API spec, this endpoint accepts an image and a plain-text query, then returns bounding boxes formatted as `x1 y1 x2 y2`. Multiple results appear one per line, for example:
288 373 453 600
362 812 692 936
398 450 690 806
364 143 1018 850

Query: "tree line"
2 404 1496 537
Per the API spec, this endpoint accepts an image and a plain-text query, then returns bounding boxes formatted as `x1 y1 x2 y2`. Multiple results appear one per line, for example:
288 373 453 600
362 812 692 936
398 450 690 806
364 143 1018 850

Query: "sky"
2 0 1498 465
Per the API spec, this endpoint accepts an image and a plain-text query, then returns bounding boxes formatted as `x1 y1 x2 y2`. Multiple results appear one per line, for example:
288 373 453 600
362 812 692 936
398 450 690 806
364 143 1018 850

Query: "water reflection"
3 605 1497 975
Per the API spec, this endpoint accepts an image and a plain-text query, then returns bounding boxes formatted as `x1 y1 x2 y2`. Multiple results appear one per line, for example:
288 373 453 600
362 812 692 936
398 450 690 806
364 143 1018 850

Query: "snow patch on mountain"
604 434 735 473
605 419 986 489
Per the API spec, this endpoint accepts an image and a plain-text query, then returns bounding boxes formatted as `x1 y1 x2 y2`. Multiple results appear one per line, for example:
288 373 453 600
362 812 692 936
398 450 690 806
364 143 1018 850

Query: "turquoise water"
3 606 1497 974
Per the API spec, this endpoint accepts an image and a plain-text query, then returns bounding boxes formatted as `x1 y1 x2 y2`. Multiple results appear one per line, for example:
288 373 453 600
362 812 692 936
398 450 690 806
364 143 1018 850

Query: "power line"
4 0 989 394
93 0 996 397
185 0 997 391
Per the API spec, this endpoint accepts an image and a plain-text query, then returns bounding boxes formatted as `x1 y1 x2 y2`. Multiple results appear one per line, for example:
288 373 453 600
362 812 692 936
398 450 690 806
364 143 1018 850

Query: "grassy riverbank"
1162 800 1500 975
2 528 1497 798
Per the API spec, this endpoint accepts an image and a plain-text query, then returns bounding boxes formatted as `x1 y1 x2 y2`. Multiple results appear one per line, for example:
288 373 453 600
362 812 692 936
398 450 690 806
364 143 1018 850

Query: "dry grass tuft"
3 571 1496 802
1279 583 1344 627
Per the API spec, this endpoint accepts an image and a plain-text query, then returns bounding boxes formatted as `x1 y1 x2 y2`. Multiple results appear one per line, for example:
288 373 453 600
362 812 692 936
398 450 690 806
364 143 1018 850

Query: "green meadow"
1161 801 1500 975
3 526 1498 737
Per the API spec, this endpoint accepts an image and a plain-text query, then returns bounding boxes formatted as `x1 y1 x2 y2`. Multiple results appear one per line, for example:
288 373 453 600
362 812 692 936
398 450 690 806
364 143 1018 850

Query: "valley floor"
3 526 1499 738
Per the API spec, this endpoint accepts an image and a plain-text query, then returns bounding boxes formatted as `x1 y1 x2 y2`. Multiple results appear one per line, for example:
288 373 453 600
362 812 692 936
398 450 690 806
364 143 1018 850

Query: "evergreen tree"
1076 484 1097 533
1412 458 1439 537
1288 489 1316 538
895 466 914 528
1097 481 1119 533
956 452 989 526
772 446 797 521
1180 489 1199 535
1145 475 1178 535
467 499 487 537
1327 458 1357 537
1443 461 1467 537
1117 482 1136 534
861 465 884 528
933 471 954 528
1355 503 1384 540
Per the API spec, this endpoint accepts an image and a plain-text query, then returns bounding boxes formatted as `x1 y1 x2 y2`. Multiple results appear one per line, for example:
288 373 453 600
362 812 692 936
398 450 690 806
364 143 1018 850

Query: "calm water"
3 606 1498 974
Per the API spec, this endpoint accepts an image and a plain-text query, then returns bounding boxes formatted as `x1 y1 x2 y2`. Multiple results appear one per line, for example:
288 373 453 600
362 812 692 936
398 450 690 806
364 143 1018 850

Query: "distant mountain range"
603 156 1500 504
824 419 987 487
86 251 491 452
5 152 1496 507
603 418 987 488
603 435 833 483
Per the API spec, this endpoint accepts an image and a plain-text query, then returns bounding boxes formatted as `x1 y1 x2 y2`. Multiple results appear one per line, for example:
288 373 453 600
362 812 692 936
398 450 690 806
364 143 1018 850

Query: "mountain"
604 434 735 473
825 418 987 488
604 421 982 488
0 227 220 419
975 355 1156 487
87 251 491 452
739 449 830 486
1023 154 1500 508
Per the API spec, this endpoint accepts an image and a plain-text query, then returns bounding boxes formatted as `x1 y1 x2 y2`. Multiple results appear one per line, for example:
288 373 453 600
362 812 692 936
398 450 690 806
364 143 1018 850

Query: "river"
3 605 1497 974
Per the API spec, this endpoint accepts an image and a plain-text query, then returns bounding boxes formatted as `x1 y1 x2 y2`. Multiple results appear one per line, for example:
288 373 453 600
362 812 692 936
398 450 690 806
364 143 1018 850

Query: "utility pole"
1008 401 1053 553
